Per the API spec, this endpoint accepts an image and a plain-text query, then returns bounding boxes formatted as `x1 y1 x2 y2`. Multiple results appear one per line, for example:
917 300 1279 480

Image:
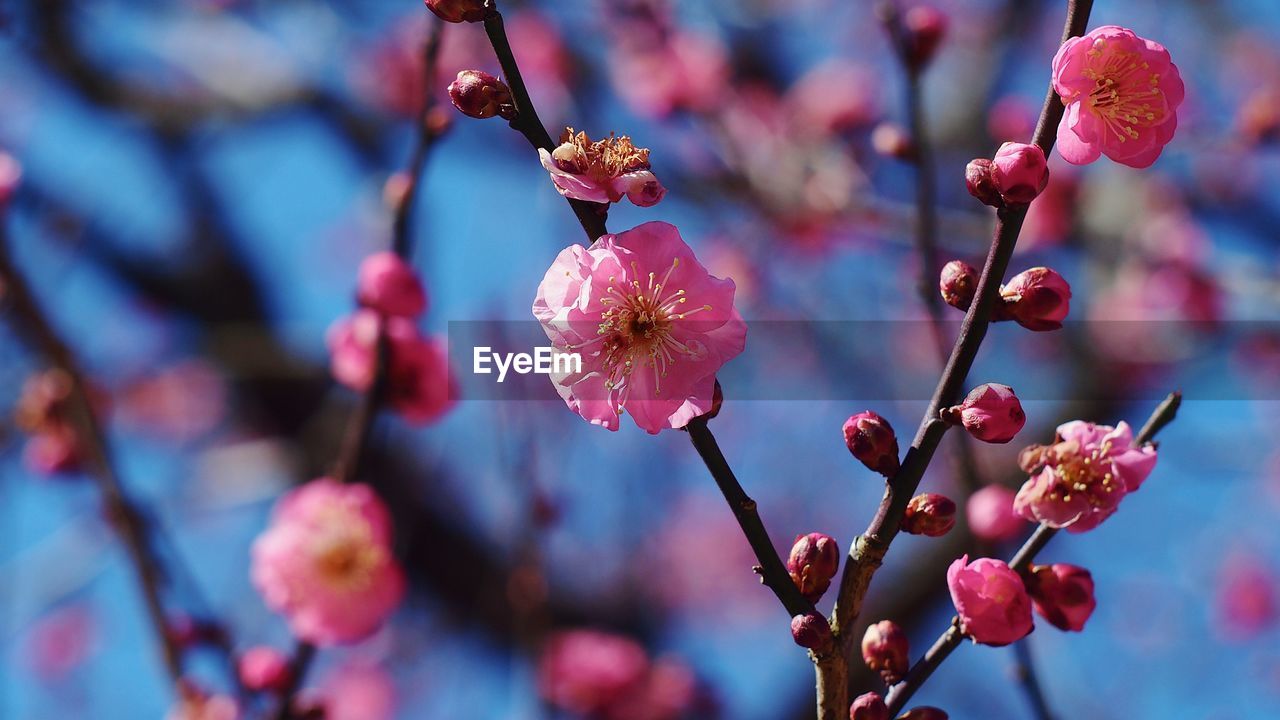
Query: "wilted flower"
787 533 841 603
538 128 666 206
533 222 746 434
1014 420 1158 532
861 620 909 684
947 555 1033 646
1052 25 1184 168
1026 563 1097 632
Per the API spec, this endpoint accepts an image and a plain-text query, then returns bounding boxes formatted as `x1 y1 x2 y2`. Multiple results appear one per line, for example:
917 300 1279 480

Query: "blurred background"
1 0 1278 718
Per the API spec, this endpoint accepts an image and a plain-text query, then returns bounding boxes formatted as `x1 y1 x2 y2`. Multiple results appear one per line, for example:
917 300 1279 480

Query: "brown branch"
0 226 183 683
1012 639 1055 720
883 390 1181 715
817 2 1096 717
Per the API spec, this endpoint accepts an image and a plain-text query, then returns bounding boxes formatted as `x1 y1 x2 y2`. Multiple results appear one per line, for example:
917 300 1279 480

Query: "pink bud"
899 708 949 720
965 485 1025 543
849 692 889 720
902 6 948 70
964 158 1002 208
424 0 486 23
447 70 515 120
871 122 915 160
238 646 292 692
861 620 909 685
788 533 841 603
0 151 21 206
357 252 427 318
791 612 832 649
947 555 1033 646
939 260 978 312
843 411 901 477
944 383 1025 444
1026 563 1096 632
990 142 1049 205
901 493 957 537
1000 267 1071 331
619 170 667 208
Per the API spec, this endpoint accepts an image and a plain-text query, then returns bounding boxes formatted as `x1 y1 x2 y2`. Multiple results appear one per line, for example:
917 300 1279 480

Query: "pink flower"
424 0 485 24
861 620 909 684
167 686 240 720
250 479 405 645
321 664 397 720
902 493 957 537
999 267 1072 332
1026 563 1096 632
787 532 840 603
608 31 729 119
538 128 666 207
990 142 1049 205
0 151 21 206
946 555 1033 646
947 383 1026 444
356 252 427 318
326 311 455 425
1013 420 1158 532
849 692 889 720
901 6 948 69
786 60 880 134
1215 555 1278 640
238 646 291 692
939 259 978 311
447 70 515 121
843 411 901 477
1052 26 1185 168
966 485 1026 543
533 221 746 434
538 630 650 715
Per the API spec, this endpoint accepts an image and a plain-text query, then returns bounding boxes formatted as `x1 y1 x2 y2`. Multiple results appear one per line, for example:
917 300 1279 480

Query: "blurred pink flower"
166 687 240 720
117 360 227 442
25 604 96 680
533 221 746 433
786 60 880 134
947 555 1034 646
250 478 405 645
1052 25 1185 168
357 252 427 318
987 96 1037 143
1014 420 1157 532
609 31 729 118
0 150 21 205
966 485 1026 543
1019 172 1078 251
1215 555 1278 641
538 630 650 716
238 646 291 692
322 664 397 720
326 310 455 425
538 128 666 206
1026 563 1097 632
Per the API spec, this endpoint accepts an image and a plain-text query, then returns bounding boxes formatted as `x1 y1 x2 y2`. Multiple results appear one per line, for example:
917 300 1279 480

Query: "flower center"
555 127 651 182
1081 39 1165 143
311 519 381 591
1050 439 1119 508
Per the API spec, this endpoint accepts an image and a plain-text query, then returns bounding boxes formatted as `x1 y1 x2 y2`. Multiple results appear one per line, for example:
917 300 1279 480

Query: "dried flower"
538 128 666 206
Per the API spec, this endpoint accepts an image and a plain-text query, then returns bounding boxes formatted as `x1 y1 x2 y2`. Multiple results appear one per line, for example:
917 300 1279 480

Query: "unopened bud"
872 122 915 160
424 0 486 23
238 646 292 693
843 411 901 477
861 620 909 684
787 532 840 603
939 260 978 311
898 708 948 720
999 267 1071 331
942 383 1025 444
448 70 515 120
991 142 1049 205
965 158 1002 208
1026 563 1096 632
902 6 948 70
357 251 427 318
901 493 957 537
791 612 832 649
850 692 890 720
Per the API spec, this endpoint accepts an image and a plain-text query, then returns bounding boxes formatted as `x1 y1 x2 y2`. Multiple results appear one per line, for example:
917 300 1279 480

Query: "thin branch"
1012 640 1055 720
883 390 1181 715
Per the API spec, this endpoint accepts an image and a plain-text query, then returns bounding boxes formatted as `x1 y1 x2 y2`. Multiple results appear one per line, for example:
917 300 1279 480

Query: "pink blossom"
950 383 1026 444
966 485 1026 543
533 221 746 434
608 31 729 118
538 129 666 207
1215 555 1278 640
902 493 957 537
1052 26 1185 168
1013 420 1158 532
946 555 1033 646
939 259 978 311
787 532 840 603
250 478 405 646
990 142 1049 205
999 267 1072 332
322 664 397 720
166 687 240 720
843 411 901 477
786 60 880 134
901 6 948 69
356 252 427 318
0 151 20 205
538 630 651 715
1026 563 1096 632
25 604 96 679
861 620 909 685
238 646 291 692
424 0 485 24
849 692 889 720
326 310 455 425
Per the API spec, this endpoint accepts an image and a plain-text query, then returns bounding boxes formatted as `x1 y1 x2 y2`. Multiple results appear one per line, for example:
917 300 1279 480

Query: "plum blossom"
537 630 696 720
608 31 729 119
1014 420 1158 532
356 252 427 318
538 128 666 207
947 555 1033 646
966 485 1026 543
326 310 455 425
238 646 291 692
533 221 746 433
946 383 1026 444
1052 26 1185 168
861 620 908 684
166 685 240 720
250 479 405 645
1026 563 1097 632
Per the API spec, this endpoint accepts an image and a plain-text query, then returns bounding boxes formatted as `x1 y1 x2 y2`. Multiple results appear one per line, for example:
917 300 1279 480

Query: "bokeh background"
2 0 1279 718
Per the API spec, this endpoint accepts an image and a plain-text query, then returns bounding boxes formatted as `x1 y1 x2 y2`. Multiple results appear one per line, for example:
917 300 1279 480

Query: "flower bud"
357 252 427 318
939 260 978 312
447 70 515 120
843 411 901 477
990 142 1049 205
898 708 949 720
1026 563 1096 632
850 692 889 720
902 6 948 70
787 532 841 603
964 158 1002 208
424 0 486 23
0 151 21 207
966 485 1025 543
872 122 915 160
861 620 909 684
791 612 832 649
238 646 292 692
943 383 1025 444
901 493 957 537
1000 267 1071 331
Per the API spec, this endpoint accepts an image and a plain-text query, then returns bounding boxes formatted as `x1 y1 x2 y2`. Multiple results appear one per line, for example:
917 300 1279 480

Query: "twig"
0 225 183 683
1012 640 1055 720
883 390 1180 714
817 2 1096 717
